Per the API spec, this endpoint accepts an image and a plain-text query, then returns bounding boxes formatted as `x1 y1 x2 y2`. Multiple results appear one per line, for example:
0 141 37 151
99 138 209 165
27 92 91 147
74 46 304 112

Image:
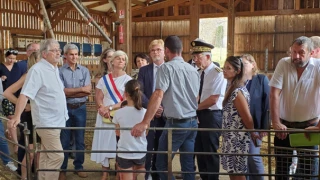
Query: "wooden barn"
0 0 319 180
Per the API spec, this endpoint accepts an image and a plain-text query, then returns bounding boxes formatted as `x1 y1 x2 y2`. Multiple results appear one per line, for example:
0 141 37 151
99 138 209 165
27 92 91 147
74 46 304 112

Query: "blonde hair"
110 50 129 71
27 51 40 71
148 39 164 51
241 54 259 75
96 48 115 78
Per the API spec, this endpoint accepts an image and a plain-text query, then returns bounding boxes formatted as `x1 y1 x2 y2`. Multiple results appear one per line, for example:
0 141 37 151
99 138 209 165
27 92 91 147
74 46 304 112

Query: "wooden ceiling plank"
131 0 146 6
235 0 242 7
51 7 69 29
203 0 228 12
86 2 108 9
132 0 188 16
29 2 43 20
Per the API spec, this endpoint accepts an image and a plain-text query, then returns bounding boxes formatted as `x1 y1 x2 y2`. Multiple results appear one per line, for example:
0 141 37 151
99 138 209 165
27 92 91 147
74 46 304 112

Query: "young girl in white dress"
113 79 147 180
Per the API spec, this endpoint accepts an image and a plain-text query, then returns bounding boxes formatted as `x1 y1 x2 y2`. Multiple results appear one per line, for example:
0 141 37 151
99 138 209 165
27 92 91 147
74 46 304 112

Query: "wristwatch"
109 106 113 111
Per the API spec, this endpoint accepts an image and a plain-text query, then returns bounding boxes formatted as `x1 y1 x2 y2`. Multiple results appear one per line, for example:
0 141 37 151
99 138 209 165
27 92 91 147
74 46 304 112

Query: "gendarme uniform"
192 38 227 180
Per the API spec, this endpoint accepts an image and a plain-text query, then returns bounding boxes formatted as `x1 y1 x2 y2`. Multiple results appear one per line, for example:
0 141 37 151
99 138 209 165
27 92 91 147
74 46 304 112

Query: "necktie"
198 71 204 104
153 66 159 91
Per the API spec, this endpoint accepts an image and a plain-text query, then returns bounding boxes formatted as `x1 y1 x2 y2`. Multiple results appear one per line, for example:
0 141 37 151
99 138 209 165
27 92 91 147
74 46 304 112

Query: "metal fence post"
167 129 172 180
23 122 32 180
33 125 38 180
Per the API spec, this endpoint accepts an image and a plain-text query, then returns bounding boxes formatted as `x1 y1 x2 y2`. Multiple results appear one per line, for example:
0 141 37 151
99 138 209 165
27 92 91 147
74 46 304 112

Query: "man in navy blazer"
138 39 165 180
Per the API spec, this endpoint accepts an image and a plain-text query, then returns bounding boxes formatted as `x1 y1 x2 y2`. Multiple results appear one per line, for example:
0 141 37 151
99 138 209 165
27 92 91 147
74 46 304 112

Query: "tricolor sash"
102 73 123 104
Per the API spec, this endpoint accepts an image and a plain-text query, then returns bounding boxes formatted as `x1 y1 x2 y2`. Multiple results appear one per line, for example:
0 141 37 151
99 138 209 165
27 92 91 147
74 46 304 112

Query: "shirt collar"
41 58 57 70
153 62 163 69
63 63 80 70
203 62 214 74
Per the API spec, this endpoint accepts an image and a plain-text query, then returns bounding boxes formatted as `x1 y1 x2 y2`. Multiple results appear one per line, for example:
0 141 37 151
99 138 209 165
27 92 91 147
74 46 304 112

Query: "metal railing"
1 119 320 180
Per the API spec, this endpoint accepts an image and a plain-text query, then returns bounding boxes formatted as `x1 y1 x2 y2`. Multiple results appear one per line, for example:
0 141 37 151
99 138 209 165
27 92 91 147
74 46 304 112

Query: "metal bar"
23 122 32 180
69 0 112 44
33 125 38 180
39 0 55 38
167 129 172 180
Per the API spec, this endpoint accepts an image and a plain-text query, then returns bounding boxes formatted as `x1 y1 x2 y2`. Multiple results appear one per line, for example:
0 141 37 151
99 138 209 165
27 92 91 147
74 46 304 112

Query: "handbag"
101 74 123 124
2 99 15 117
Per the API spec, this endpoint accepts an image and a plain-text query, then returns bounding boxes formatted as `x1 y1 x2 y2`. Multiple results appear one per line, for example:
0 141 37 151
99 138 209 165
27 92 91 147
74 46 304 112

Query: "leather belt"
67 102 86 109
166 116 197 123
280 117 319 128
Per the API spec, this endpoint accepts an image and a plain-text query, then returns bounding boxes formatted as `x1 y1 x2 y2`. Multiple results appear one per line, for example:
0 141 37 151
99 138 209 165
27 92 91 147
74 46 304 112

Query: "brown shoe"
74 171 88 178
58 172 66 180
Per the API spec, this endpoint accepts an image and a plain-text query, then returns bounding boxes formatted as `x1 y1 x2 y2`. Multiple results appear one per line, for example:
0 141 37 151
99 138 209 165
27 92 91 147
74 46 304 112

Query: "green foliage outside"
211 47 227 67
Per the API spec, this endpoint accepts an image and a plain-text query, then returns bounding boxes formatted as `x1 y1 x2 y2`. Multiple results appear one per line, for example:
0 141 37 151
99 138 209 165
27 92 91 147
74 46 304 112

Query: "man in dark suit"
138 39 165 180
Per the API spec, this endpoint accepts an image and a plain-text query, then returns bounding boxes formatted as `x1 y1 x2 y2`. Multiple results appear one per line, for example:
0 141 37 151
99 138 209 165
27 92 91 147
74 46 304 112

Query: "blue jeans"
0 120 11 164
247 139 264 180
60 104 86 170
156 117 197 180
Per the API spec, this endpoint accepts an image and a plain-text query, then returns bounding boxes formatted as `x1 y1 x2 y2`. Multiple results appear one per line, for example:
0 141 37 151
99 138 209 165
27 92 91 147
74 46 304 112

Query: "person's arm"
8 94 29 128
198 95 219 110
64 85 91 97
270 86 288 139
3 75 26 104
234 91 254 130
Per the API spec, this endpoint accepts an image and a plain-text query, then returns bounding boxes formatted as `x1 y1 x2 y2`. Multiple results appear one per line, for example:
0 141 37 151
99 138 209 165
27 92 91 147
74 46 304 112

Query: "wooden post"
116 0 132 75
227 0 235 57
39 0 55 38
189 0 200 42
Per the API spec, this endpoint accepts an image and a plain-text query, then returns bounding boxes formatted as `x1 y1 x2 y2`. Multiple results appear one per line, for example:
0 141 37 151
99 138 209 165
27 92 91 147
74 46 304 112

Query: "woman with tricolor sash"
91 50 132 180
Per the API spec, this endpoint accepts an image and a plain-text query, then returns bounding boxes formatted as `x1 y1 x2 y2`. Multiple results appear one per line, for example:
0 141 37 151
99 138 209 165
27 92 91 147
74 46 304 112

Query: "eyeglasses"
150 48 163 53
7 49 18 55
48 49 62 53
192 54 204 60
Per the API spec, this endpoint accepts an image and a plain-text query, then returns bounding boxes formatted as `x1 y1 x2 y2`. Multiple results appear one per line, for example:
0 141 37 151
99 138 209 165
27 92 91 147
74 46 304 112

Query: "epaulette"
215 67 223 73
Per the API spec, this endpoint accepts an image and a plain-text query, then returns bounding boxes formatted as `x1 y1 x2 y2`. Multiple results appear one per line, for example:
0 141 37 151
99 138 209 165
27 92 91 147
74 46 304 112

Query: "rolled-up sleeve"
156 65 170 93
269 59 285 89
21 68 42 100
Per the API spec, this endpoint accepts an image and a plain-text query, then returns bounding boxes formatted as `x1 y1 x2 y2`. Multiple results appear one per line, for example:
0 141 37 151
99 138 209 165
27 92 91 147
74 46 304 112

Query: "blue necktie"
198 71 205 104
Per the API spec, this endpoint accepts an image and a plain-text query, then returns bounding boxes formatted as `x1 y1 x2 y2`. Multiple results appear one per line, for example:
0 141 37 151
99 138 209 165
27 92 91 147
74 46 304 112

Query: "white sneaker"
5 162 17 171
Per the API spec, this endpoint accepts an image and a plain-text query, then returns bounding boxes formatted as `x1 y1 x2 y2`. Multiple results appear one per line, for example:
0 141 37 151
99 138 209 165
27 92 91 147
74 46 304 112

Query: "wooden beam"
235 0 242 7
116 0 132 74
189 0 200 41
295 0 300 10
132 15 190 22
99 15 110 33
28 2 43 20
174 4 179 16
278 0 284 10
227 0 235 56
51 8 69 29
132 0 188 16
86 2 108 9
2 27 43 36
131 0 146 6
236 8 320 16
203 0 228 12
250 0 254 12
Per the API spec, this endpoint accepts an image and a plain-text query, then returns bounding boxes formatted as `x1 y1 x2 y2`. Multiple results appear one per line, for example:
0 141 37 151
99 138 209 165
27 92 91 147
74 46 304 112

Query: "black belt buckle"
67 102 86 109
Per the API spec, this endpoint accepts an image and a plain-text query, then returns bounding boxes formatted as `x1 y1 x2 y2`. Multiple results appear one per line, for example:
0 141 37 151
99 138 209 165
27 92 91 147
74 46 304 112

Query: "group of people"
0 34 319 180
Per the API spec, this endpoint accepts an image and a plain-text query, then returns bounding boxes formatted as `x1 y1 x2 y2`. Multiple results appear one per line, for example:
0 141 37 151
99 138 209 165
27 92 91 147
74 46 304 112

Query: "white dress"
91 74 132 164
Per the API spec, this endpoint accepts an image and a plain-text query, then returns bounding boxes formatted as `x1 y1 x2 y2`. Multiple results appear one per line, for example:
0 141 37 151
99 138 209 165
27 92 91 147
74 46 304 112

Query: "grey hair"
201 52 212 60
110 50 128 71
39 39 59 58
63 43 79 54
310 36 320 49
292 36 314 52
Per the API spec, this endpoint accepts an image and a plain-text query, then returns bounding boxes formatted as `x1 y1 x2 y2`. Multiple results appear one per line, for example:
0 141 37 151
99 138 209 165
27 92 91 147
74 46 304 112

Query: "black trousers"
145 117 165 180
195 110 222 180
274 120 319 180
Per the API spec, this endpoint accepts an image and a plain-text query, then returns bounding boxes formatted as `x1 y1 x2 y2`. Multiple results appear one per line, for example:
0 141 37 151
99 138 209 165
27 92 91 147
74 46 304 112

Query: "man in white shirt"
269 36 320 179
191 38 227 180
8 39 68 180
310 36 320 59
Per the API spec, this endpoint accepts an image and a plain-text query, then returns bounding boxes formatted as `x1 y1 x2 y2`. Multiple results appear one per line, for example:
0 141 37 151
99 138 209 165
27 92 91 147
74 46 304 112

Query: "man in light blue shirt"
132 35 200 180
59 44 91 179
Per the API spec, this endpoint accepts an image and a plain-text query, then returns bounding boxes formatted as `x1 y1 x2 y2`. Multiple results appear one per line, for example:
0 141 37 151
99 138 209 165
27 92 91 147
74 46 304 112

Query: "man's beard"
292 58 308 68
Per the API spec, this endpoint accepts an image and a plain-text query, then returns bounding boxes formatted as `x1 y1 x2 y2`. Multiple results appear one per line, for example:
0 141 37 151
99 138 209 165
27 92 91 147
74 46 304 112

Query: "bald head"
26 43 40 57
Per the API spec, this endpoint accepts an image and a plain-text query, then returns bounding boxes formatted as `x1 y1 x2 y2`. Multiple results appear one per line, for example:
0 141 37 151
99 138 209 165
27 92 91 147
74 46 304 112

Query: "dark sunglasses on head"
7 49 18 55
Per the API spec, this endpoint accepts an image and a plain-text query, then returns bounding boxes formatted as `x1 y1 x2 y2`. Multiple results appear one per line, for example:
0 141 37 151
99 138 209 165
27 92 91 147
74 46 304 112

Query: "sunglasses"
7 49 18 55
